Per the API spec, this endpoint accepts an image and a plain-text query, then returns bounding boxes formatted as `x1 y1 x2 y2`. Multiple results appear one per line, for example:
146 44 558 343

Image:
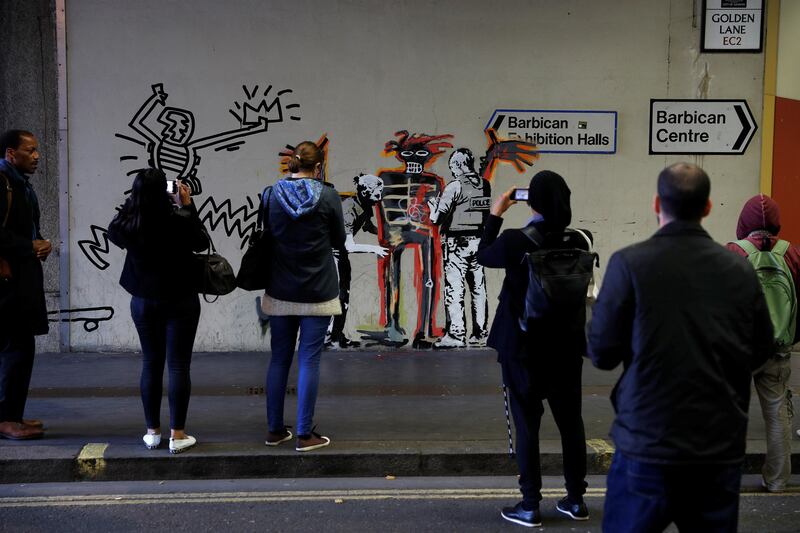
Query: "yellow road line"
0 485 794 509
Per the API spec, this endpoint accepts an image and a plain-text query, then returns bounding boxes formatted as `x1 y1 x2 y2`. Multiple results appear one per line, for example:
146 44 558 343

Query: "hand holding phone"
512 188 529 202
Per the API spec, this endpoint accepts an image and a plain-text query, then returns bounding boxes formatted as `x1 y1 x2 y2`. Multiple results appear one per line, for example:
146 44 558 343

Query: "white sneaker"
467 335 487 347
169 435 197 454
142 433 161 449
434 334 466 349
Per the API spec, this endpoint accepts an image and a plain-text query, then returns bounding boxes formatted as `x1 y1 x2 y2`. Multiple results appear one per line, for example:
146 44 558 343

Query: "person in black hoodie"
477 171 590 527
260 141 346 452
108 168 208 454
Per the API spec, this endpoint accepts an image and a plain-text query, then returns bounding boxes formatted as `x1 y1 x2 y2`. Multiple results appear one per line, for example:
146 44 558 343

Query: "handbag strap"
1 173 11 228
257 186 272 231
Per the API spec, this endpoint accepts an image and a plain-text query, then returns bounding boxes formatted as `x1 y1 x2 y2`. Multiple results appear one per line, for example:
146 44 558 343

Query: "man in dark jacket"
0 130 51 440
726 194 799 493
588 163 774 532
478 170 590 528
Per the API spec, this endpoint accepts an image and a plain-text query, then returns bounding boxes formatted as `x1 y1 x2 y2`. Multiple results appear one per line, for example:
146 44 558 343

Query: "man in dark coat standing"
588 163 774 532
0 130 51 440
478 170 591 528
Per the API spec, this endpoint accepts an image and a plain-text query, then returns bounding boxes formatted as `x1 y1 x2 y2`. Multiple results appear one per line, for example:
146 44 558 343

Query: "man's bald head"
657 162 711 221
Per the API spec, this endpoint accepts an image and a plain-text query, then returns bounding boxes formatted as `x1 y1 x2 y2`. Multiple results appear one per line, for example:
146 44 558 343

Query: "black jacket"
108 202 209 299
477 214 592 368
265 182 346 303
0 170 48 335
588 221 774 465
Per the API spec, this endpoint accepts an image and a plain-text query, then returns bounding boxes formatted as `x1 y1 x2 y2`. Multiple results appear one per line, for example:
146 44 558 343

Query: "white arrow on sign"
649 99 757 155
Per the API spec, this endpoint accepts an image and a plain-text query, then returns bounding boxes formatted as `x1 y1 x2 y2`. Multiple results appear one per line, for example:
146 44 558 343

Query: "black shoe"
500 502 541 528
555 496 589 521
412 334 435 349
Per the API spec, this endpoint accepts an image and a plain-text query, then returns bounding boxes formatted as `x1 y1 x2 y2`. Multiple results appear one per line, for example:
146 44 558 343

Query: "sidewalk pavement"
1 350 798 483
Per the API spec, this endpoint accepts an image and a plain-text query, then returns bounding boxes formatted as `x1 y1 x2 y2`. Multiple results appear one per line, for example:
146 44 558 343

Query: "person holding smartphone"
477 171 591 527
108 168 209 454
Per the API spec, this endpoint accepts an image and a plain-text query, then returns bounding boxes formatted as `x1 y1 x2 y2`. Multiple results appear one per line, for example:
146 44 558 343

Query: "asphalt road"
0 475 798 532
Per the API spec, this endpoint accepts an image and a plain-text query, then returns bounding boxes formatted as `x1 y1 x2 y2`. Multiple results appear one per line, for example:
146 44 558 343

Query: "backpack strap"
571 228 593 251
772 239 790 257
520 225 544 247
1 172 11 228
734 238 759 256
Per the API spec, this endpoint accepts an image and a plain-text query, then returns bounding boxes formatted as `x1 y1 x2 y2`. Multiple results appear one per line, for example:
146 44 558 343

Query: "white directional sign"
486 109 617 154
702 0 764 53
649 99 757 155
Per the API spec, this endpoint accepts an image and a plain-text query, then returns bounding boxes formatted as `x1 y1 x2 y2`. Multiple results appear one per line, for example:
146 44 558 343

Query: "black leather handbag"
236 186 272 291
196 227 237 301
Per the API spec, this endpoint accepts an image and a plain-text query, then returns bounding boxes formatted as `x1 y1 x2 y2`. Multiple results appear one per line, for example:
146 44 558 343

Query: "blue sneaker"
501 501 541 527
556 496 589 521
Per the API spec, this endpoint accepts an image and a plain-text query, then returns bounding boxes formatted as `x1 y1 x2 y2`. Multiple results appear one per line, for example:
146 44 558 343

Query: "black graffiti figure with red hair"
368 130 453 348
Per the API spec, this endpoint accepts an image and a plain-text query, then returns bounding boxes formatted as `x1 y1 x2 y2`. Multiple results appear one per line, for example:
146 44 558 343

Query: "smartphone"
166 180 179 194
512 188 529 201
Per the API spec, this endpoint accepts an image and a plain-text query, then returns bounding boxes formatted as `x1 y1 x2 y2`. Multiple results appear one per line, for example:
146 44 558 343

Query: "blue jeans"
604 452 742 533
131 295 200 431
267 315 329 436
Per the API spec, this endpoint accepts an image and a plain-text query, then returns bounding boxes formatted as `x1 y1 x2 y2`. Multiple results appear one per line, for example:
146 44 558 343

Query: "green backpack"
735 239 797 348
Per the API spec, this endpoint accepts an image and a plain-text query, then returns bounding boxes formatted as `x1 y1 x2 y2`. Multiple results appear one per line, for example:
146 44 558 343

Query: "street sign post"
649 99 757 155
485 109 617 154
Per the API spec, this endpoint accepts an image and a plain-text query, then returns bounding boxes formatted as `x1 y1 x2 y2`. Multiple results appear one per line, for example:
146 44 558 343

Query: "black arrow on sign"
731 103 756 152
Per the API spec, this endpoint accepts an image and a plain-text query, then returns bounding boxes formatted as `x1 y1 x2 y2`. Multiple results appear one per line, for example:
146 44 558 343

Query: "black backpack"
519 226 599 331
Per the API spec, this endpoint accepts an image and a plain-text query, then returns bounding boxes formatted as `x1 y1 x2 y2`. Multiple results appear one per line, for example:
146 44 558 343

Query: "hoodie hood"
528 170 572 232
274 178 324 219
736 193 780 239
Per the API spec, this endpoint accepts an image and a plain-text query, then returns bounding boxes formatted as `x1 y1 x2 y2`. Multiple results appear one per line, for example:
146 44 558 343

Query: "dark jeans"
501 354 587 505
131 295 200 431
0 331 35 422
604 452 742 533
267 315 329 436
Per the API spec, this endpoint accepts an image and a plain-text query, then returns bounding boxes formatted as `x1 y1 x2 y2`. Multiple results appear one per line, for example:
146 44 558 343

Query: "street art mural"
48 307 115 332
72 81 541 348
428 148 491 348
115 83 298 194
428 133 539 348
327 173 387 349
69 82 301 336
78 225 112 271
357 131 453 348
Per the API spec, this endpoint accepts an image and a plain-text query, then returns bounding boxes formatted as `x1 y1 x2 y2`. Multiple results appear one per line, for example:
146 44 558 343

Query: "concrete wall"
776 0 800 100
61 0 766 352
0 0 60 352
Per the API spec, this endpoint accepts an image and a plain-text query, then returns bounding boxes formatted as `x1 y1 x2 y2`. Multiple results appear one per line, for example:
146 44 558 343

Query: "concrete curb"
2 445 794 484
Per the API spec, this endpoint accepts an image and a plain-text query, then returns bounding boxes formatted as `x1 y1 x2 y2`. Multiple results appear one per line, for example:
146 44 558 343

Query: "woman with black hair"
108 168 208 454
